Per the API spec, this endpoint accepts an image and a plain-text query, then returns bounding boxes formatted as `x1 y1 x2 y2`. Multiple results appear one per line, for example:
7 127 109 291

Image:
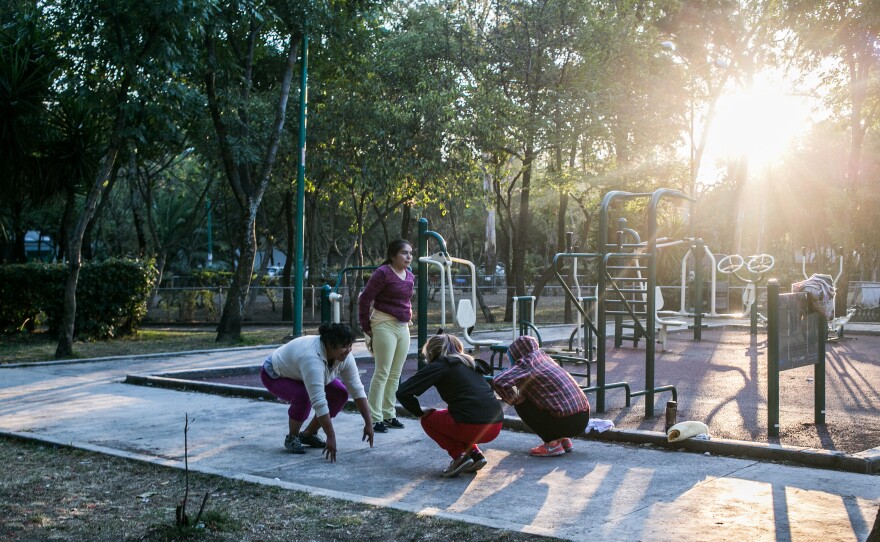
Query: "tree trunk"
474 281 495 324
11 203 27 263
129 172 148 259
216 210 258 341
512 144 534 297
82 164 119 261
56 142 121 358
482 154 497 275
211 33 299 341
57 188 76 262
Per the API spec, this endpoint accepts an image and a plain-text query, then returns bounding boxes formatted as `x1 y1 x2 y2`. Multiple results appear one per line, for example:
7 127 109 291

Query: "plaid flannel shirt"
491 336 590 417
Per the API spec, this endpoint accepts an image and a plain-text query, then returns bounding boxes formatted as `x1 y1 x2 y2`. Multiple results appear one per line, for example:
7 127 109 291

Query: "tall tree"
51 0 212 357
783 0 880 310
0 6 59 263
207 1 386 340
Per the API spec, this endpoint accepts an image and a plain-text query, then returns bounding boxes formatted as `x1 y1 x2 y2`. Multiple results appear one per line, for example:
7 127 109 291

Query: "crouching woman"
491 335 590 457
260 323 374 462
396 333 504 478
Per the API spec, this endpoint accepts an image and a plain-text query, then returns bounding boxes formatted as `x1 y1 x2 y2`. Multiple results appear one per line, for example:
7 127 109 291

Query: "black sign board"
777 293 822 371
767 280 826 437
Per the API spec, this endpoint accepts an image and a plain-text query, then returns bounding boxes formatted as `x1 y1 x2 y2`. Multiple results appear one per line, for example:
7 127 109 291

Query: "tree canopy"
3 0 879 348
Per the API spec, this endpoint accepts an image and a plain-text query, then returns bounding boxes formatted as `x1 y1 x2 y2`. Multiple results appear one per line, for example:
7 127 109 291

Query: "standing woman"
397 333 504 477
359 239 415 433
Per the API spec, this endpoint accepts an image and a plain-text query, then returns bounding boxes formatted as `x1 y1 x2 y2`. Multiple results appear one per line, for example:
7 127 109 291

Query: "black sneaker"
442 453 473 478
383 417 405 429
373 421 388 433
284 434 305 454
299 432 326 448
465 451 487 473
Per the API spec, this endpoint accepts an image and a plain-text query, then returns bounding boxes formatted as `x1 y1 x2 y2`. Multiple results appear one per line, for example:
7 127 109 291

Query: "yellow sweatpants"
367 319 410 423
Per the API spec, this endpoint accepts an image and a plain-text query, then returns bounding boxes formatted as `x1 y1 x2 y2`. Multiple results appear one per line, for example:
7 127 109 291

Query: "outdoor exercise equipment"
716 253 775 335
416 219 501 365
552 188 690 416
675 241 721 317
800 247 856 339
320 266 379 324
418 250 501 353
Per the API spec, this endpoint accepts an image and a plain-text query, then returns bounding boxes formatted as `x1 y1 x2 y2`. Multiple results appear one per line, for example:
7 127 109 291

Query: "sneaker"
284 434 305 454
561 437 573 453
442 453 473 478
384 417 405 429
464 451 487 473
299 432 326 448
373 421 388 433
529 441 565 457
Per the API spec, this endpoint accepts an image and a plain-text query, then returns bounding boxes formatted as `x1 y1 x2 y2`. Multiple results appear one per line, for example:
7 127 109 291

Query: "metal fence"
144 281 880 326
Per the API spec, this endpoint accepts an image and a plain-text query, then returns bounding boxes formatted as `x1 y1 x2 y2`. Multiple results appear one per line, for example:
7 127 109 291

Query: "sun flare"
704 74 816 175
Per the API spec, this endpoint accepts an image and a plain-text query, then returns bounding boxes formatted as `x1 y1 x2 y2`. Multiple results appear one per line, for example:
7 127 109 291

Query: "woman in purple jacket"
359 239 414 433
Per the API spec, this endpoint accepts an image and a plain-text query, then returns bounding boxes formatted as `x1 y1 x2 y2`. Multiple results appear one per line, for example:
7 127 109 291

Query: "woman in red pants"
396 333 504 478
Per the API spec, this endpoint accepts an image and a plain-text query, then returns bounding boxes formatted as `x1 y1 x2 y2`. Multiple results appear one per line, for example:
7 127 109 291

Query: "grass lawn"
0 327 292 365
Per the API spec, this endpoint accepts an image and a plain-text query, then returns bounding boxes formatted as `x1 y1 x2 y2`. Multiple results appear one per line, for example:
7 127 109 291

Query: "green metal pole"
293 30 308 337
418 218 428 368
206 198 213 268
767 279 779 438
815 311 826 425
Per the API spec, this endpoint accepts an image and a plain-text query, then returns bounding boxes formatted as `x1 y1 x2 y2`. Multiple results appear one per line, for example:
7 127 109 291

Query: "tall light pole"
293 29 308 337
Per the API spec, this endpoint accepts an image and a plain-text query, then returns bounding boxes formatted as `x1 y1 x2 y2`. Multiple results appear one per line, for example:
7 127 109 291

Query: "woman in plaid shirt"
491 335 590 456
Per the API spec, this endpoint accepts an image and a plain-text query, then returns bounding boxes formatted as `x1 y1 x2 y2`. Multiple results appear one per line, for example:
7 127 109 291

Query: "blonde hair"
422 334 475 369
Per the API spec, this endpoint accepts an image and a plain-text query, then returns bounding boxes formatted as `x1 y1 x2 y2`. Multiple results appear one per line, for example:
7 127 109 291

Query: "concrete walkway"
1 337 878 541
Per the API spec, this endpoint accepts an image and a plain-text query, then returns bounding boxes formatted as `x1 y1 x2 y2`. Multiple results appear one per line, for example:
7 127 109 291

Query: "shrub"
0 259 157 339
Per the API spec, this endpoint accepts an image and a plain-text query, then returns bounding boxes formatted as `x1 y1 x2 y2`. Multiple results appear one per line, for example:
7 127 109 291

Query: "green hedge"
0 259 157 339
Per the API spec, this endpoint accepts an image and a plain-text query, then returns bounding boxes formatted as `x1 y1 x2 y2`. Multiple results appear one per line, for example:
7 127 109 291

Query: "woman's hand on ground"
323 435 338 462
362 423 374 447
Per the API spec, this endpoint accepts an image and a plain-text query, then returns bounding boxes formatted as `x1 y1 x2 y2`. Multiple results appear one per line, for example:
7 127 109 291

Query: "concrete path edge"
123 372 880 475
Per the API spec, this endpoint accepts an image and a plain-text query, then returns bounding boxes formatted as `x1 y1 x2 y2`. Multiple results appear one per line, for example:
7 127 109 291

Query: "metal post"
750 291 758 336
320 284 331 324
206 198 213 267
417 218 428 368
816 311 826 425
767 279 779 438
292 30 308 337
693 238 704 340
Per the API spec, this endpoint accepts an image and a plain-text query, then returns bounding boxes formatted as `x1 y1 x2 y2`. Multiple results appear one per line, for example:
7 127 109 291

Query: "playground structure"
549 188 692 416
320 265 379 326
319 221 501 364
416 218 504 366
417 250 501 352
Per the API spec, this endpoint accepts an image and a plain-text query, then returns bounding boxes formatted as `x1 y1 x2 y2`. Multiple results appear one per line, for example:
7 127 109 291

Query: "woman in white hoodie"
261 323 374 462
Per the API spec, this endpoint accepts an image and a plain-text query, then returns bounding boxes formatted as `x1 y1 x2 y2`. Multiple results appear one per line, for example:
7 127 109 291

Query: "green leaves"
0 259 158 338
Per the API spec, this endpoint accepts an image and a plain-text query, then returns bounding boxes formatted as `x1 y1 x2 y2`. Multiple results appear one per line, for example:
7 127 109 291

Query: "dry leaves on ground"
0 436 557 541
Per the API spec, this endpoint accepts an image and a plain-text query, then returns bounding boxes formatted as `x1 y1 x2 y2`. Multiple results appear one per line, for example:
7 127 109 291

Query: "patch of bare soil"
0 437 558 542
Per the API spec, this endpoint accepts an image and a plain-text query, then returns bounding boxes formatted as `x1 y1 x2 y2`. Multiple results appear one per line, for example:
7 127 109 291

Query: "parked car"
266 265 308 279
